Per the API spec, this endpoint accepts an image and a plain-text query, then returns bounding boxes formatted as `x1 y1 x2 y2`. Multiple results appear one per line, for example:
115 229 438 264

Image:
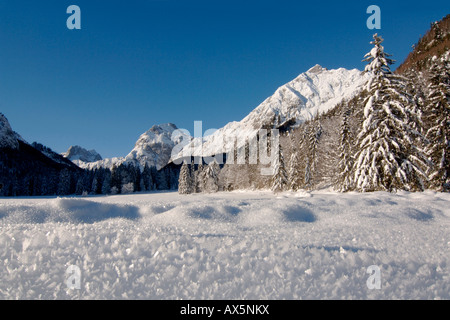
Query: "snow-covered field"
0 190 448 300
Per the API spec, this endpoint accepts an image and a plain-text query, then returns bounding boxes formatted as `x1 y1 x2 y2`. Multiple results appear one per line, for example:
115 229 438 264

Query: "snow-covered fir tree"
424 57 450 191
335 107 354 192
304 120 322 189
204 160 220 192
288 151 301 191
295 127 309 189
354 34 428 192
194 163 204 193
121 182 134 194
304 157 312 190
309 120 322 173
190 160 196 193
271 144 288 193
178 162 192 194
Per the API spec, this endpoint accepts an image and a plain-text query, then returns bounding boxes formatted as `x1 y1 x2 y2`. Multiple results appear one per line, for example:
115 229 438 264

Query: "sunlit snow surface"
0 190 448 299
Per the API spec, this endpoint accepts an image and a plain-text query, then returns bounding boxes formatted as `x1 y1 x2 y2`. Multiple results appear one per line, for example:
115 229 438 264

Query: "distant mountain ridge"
74 123 190 171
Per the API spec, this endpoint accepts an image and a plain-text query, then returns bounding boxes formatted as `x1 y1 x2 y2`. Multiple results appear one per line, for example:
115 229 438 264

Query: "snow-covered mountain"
172 65 371 161
75 123 190 171
124 123 190 170
62 145 102 163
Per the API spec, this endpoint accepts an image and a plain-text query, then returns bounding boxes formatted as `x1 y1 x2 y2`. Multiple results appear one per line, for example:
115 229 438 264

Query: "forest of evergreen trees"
0 142 179 197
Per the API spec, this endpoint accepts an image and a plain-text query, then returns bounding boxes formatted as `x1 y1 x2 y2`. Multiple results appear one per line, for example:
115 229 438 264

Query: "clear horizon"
1 0 449 158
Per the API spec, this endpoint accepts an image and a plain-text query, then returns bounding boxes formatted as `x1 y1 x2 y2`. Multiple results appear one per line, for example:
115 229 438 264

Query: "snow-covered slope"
0 190 448 299
76 123 190 171
0 113 19 149
172 65 370 160
62 145 102 163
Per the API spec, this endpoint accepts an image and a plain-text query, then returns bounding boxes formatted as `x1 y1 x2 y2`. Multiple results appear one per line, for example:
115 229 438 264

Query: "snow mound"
0 198 140 224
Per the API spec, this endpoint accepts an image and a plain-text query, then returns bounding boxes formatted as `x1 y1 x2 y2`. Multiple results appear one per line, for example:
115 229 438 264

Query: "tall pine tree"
190 160 197 193
336 107 355 192
304 157 312 190
204 160 220 193
305 120 322 189
178 162 192 194
271 144 288 193
288 151 301 191
354 34 428 192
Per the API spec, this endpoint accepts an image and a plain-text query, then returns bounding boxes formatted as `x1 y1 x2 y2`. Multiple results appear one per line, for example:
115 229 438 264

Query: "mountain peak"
147 123 178 134
63 145 102 163
307 64 327 74
0 113 19 149
72 122 189 171
126 122 190 170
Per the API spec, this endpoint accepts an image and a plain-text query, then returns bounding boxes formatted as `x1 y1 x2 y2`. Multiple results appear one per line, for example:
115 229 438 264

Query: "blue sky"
0 0 448 158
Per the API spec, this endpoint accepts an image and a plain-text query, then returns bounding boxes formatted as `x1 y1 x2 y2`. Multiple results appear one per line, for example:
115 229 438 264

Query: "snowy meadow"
0 190 449 300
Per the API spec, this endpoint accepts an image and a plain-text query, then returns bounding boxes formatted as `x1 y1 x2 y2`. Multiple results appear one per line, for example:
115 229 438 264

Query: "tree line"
0 147 179 197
